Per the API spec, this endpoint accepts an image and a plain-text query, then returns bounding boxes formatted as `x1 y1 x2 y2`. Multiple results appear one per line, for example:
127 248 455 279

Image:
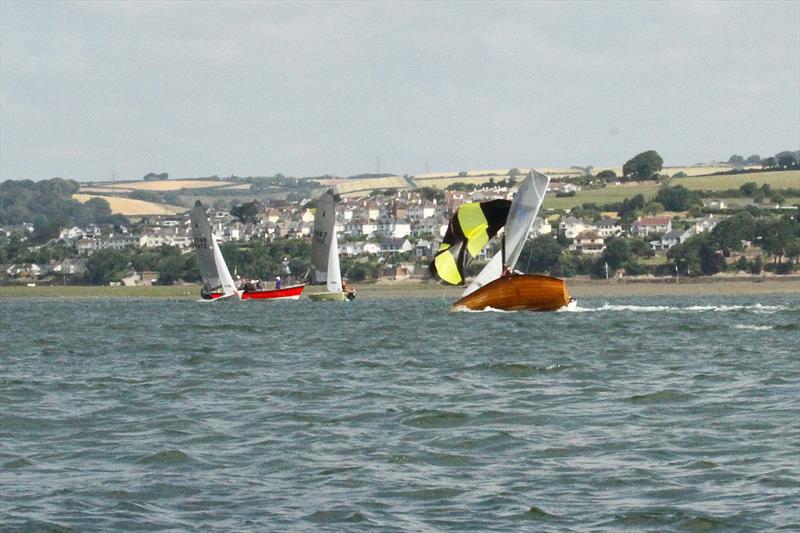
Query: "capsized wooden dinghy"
452 274 570 312
429 170 572 312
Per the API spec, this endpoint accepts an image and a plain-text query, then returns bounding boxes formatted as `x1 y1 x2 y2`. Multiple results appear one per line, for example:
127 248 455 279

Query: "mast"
501 233 506 272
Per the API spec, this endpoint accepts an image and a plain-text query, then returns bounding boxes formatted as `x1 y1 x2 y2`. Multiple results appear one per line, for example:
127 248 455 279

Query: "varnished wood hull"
452 274 570 312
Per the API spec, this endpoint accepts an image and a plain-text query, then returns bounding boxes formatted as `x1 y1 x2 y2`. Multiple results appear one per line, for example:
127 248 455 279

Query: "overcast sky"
1 1 798 181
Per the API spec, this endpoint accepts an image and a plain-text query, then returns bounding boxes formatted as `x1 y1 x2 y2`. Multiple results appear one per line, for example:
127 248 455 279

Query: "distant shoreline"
1 275 797 299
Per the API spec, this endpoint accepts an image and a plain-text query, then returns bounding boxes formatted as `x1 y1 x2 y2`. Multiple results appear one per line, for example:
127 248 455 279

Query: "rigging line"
524 235 534 273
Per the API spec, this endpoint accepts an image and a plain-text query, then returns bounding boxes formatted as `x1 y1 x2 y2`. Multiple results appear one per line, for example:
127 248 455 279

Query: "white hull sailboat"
308 189 354 301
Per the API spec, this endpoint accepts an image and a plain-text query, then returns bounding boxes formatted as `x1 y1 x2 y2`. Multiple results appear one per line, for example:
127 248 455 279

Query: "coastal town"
2 160 798 286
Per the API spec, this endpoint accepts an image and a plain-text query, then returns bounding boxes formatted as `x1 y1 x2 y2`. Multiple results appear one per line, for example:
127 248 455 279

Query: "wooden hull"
308 291 346 302
452 274 570 312
240 284 305 300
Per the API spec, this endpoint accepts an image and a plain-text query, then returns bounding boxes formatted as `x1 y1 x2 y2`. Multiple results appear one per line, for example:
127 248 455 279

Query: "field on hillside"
328 176 411 195
543 183 662 209
84 180 233 191
675 170 799 190
541 170 799 210
80 187 135 193
73 194 188 215
414 176 497 188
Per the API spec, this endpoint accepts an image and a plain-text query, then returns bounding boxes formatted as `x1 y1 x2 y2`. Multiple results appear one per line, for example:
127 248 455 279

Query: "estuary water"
1 294 798 531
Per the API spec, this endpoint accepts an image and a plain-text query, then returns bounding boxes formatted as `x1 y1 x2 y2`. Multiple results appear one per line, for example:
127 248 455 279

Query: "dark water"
1 294 799 531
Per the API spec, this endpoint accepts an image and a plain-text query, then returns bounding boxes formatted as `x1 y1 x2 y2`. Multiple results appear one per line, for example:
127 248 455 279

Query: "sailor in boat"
342 277 357 300
275 276 282 289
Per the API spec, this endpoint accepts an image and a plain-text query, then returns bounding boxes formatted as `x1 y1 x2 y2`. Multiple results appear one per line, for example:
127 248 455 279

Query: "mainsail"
429 171 550 294
190 201 237 297
311 189 343 293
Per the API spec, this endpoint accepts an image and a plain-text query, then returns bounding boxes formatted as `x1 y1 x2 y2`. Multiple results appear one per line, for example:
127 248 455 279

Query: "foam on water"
566 302 794 313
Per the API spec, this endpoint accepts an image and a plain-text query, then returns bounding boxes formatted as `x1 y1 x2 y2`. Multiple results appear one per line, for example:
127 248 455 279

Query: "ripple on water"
1 294 798 531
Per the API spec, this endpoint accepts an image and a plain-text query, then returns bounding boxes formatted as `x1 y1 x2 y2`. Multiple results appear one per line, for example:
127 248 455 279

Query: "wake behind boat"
431 171 572 312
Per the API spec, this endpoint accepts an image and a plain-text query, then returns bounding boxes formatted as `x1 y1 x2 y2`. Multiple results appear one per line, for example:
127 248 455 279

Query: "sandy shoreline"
2 276 797 299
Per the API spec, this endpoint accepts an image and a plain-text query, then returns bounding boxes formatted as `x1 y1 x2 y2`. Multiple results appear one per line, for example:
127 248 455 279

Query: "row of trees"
0 179 129 241
516 209 800 279
728 151 800 169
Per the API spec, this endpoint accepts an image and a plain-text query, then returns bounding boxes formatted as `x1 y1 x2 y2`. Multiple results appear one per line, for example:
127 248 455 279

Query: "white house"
559 216 591 239
594 217 623 237
570 230 605 255
531 217 552 236
632 216 672 237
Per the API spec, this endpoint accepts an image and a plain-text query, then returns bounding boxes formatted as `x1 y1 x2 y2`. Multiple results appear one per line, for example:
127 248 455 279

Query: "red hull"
202 291 227 300
240 284 305 300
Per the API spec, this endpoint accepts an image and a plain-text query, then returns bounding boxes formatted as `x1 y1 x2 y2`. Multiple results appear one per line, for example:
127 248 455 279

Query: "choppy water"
1 294 799 531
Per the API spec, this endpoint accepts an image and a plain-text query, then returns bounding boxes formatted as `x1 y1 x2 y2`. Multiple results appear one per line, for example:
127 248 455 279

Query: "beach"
1 276 797 299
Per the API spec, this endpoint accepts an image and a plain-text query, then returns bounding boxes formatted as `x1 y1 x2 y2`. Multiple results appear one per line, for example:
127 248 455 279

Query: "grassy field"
541 170 799 210
543 183 663 209
675 170 799 190
73 194 188 215
322 176 412 195
0 284 199 298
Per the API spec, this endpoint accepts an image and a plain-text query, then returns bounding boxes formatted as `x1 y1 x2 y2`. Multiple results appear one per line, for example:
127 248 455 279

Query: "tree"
617 194 646 223
600 237 631 271
521 235 563 274
231 201 262 223
643 201 665 215
712 212 757 253
655 185 701 211
85 249 129 284
777 154 796 168
596 169 617 181
622 150 663 181
143 172 169 181
762 157 777 169
728 154 745 166
739 182 758 196
745 154 761 165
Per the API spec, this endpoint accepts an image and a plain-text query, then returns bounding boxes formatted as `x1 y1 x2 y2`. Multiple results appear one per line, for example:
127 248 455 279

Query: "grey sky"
1 1 798 181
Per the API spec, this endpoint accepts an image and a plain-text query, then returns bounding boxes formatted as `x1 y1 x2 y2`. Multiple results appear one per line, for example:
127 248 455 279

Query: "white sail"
312 189 343 294
462 170 550 297
211 233 238 297
326 229 342 293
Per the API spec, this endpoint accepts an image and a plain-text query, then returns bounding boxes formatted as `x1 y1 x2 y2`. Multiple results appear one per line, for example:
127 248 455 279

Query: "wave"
566 303 793 313
625 389 697 404
734 324 774 331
